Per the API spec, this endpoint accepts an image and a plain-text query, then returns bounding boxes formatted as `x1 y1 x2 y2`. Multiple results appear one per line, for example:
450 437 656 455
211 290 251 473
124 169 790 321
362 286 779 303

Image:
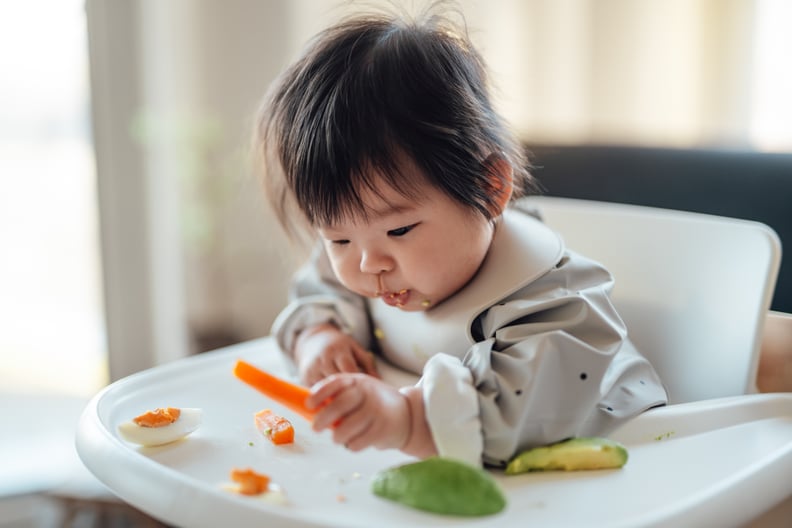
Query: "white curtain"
465 0 761 148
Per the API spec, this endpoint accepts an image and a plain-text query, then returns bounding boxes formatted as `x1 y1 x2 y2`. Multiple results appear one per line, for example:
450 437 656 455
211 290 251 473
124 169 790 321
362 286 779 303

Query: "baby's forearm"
399 386 438 458
293 322 339 356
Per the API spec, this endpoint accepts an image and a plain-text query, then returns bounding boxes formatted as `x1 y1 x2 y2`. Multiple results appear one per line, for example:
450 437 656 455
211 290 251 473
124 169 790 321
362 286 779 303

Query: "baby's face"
316 177 494 312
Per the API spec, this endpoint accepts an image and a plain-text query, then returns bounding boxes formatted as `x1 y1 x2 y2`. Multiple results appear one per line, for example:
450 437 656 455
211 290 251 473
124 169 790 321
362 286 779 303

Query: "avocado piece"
505 437 628 474
372 457 506 516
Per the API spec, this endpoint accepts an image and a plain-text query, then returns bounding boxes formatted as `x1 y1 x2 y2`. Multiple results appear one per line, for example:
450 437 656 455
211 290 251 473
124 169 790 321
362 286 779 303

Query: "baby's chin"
393 301 431 312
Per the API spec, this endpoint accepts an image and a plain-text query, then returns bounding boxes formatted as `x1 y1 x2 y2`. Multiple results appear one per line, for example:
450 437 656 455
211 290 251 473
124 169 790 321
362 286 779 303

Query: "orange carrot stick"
233 359 315 421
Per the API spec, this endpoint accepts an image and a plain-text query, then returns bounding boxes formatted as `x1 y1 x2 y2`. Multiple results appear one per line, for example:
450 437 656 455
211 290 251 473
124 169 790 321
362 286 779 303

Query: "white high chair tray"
76 338 792 528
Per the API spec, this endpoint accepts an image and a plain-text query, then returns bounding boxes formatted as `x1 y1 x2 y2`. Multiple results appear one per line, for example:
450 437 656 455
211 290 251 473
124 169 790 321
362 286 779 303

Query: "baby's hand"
306 373 410 452
294 323 379 385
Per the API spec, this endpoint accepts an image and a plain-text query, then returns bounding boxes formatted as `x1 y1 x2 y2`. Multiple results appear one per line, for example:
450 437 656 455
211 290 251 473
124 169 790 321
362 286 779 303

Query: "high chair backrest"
523 196 782 404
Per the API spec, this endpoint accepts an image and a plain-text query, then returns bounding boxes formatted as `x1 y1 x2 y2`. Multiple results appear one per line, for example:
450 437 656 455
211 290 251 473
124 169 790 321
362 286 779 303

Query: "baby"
255 8 667 467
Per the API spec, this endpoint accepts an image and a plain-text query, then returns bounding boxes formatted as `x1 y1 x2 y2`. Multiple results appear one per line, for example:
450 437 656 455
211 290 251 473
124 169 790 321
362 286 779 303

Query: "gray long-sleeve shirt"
272 202 668 467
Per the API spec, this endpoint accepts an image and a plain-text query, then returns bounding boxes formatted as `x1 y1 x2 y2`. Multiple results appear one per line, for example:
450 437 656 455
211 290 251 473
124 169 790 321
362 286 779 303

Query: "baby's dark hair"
256 6 535 239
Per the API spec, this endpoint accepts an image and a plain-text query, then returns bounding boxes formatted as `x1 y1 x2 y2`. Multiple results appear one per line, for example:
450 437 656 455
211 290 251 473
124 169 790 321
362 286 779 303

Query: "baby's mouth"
381 289 410 307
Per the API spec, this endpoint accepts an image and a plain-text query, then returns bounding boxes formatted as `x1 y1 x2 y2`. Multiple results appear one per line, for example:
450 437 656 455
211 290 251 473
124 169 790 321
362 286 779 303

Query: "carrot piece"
255 409 295 445
233 360 315 421
230 468 270 495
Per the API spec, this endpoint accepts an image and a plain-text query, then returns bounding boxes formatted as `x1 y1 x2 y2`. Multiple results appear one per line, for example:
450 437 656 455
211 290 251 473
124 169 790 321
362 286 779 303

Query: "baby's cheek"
344 279 373 299
413 265 450 297
329 260 363 293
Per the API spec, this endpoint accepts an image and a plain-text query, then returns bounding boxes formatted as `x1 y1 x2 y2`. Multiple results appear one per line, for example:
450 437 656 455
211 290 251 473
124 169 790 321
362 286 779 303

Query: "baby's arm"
273 244 374 379
294 323 379 385
435 251 666 467
305 373 437 458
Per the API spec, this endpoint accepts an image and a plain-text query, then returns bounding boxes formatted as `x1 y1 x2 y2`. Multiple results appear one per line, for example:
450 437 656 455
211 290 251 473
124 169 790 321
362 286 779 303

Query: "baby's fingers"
312 387 362 432
352 348 380 378
334 353 363 375
305 374 356 422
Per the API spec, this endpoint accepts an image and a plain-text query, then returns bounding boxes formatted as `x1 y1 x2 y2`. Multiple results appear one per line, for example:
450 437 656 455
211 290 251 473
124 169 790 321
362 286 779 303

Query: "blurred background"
1 0 790 526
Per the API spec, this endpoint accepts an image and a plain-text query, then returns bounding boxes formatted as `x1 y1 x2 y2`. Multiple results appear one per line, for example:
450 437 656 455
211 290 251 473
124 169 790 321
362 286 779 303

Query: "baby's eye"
331 239 350 245
387 224 417 237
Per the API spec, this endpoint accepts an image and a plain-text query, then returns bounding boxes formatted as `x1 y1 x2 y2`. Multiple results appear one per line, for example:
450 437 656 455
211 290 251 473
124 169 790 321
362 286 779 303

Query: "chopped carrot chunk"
230 468 270 496
133 407 181 428
255 409 295 445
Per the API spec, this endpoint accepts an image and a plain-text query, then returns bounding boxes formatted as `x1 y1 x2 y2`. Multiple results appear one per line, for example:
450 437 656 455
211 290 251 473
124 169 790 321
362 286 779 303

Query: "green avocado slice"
505 437 628 474
371 457 506 516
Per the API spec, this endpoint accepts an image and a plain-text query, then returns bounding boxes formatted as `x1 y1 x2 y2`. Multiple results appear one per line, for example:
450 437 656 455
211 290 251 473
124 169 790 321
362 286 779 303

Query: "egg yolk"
231 468 270 495
133 407 181 428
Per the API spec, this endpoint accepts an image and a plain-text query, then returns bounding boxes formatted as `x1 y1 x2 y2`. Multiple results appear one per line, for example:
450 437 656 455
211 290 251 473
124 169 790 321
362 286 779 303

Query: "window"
751 0 792 151
0 0 107 397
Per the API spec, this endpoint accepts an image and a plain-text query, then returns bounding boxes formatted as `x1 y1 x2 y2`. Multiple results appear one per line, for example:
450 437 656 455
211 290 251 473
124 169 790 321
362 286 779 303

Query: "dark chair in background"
526 144 791 313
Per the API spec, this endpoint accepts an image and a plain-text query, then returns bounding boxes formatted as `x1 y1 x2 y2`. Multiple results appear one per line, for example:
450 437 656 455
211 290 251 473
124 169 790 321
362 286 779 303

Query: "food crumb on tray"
222 467 288 505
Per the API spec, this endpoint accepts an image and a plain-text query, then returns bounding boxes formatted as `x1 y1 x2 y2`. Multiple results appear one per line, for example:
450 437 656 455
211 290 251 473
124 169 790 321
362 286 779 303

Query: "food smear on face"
372 457 506 517
117 407 202 447
255 409 295 445
382 289 410 307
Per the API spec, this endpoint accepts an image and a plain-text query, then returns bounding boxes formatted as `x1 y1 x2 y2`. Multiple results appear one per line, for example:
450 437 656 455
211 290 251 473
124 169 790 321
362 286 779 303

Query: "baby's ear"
483 153 514 216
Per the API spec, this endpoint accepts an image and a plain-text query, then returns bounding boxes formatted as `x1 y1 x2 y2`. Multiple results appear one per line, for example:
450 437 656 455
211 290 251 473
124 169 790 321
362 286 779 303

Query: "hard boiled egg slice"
117 407 202 447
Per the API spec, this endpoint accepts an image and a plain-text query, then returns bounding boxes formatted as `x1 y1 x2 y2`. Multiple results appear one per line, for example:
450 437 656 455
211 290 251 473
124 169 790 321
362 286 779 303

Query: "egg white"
117 407 203 446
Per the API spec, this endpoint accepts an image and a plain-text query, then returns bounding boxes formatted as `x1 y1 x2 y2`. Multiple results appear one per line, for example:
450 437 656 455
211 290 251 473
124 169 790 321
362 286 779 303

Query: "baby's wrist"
398 386 437 458
293 323 339 359
295 322 339 344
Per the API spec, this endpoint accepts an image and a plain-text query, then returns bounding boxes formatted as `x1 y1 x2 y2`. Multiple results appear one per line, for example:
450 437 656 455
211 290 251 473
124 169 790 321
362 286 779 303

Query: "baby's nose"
360 249 394 274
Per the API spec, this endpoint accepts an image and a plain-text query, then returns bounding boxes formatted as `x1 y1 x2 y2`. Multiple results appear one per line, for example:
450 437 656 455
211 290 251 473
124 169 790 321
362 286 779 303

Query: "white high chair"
525 196 791 525
75 198 792 528
522 196 781 404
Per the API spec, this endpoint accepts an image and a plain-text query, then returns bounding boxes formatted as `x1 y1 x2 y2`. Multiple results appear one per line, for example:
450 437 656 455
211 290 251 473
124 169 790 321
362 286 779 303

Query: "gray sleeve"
465 251 667 467
271 243 372 367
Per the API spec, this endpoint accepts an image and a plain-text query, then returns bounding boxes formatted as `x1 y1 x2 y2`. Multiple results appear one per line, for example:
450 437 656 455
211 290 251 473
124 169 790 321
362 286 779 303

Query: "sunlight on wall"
0 0 107 397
